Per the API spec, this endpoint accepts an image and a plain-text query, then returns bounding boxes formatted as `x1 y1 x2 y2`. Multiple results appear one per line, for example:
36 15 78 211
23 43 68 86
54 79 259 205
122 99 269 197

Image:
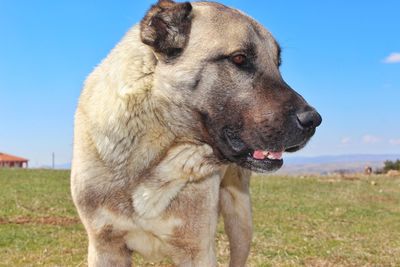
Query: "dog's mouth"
231 147 305 173
222 129 306 173
234 149 284 173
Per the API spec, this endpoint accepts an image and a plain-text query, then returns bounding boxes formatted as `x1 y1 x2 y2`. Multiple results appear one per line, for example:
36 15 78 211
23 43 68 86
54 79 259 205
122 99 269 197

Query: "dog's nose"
296 109 322 129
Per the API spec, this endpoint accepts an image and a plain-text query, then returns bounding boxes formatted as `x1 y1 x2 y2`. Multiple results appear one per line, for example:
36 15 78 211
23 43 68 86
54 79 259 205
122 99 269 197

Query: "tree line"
383 159 400 173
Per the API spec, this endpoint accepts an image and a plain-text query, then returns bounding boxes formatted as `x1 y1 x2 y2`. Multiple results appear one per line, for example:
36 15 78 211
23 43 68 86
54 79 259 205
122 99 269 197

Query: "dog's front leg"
87 230 132 267
219 165 252 267
167 173 222 267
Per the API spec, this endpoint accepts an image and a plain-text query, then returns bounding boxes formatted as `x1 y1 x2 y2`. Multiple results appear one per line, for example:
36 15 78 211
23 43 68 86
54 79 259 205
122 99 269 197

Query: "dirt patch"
361 194 399 205
386 170 400 177
0 216 80 226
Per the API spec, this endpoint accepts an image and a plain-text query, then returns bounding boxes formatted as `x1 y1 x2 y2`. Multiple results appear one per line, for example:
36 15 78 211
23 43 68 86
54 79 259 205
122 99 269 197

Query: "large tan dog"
71 1 321 266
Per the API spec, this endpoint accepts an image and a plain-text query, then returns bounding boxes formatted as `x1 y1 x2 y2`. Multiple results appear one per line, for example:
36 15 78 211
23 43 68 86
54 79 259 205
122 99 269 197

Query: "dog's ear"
140 0 193 60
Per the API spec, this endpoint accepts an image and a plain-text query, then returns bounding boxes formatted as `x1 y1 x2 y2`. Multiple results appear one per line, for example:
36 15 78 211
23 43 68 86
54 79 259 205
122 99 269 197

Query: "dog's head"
140 0 322 173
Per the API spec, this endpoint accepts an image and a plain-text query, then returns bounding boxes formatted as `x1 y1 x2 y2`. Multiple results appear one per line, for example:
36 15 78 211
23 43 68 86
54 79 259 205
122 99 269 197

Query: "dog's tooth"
267 151 283 160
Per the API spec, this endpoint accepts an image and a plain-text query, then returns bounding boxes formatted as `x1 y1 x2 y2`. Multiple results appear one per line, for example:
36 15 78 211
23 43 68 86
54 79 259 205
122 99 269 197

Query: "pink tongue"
253 150 265 160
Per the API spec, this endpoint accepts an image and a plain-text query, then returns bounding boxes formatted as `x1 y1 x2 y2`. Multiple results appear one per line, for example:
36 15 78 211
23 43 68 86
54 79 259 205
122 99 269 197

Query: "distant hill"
278 154 400 175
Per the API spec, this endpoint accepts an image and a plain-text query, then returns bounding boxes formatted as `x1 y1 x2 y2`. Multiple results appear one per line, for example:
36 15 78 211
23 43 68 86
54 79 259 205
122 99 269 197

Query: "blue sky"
1 0 399 167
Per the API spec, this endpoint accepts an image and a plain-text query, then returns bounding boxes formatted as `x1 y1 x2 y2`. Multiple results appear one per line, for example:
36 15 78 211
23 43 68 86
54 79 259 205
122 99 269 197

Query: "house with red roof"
0 152 28 168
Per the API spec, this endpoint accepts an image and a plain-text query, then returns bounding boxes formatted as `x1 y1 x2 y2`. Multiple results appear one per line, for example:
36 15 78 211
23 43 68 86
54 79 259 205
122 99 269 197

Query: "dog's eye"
231 54 247 66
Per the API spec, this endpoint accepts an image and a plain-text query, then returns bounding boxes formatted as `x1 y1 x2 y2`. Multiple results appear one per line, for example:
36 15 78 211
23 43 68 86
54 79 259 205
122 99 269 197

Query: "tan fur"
220 167 252 267
71 2 281 266
71 25 247 267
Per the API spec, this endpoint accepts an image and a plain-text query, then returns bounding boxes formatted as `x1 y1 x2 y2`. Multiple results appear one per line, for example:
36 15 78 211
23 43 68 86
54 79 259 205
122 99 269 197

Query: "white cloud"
340 137 351 144
389 139 400 145
383 52 400 64
362 134 381 144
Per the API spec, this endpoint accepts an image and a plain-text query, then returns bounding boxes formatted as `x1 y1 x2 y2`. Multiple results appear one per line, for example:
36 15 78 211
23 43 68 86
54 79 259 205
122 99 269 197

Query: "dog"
71 1 322 266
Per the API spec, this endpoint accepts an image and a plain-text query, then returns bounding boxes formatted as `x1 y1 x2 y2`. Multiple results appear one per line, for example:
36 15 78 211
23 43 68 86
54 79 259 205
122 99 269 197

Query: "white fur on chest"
132 143 220 218
124 216 182 260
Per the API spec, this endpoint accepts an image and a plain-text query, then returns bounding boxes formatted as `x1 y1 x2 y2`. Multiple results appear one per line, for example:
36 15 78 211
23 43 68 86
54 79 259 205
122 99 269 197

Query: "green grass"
1 169 400 266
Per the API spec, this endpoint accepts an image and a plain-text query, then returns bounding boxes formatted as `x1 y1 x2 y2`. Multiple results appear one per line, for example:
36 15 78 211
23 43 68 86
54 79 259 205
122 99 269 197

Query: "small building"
0 152 29 168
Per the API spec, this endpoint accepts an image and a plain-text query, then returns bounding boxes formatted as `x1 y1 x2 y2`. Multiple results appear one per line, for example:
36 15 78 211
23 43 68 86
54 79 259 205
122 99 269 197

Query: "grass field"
1 169 400 266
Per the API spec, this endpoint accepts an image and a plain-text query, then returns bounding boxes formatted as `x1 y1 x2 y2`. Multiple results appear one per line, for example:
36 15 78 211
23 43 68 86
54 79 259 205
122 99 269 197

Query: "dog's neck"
80 25 208 177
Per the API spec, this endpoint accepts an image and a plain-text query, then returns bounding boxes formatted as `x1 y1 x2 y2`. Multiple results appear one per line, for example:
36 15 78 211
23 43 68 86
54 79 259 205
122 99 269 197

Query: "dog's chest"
131 143 220 218
92 143 223 260
123 172 222 261
124 216 183 260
